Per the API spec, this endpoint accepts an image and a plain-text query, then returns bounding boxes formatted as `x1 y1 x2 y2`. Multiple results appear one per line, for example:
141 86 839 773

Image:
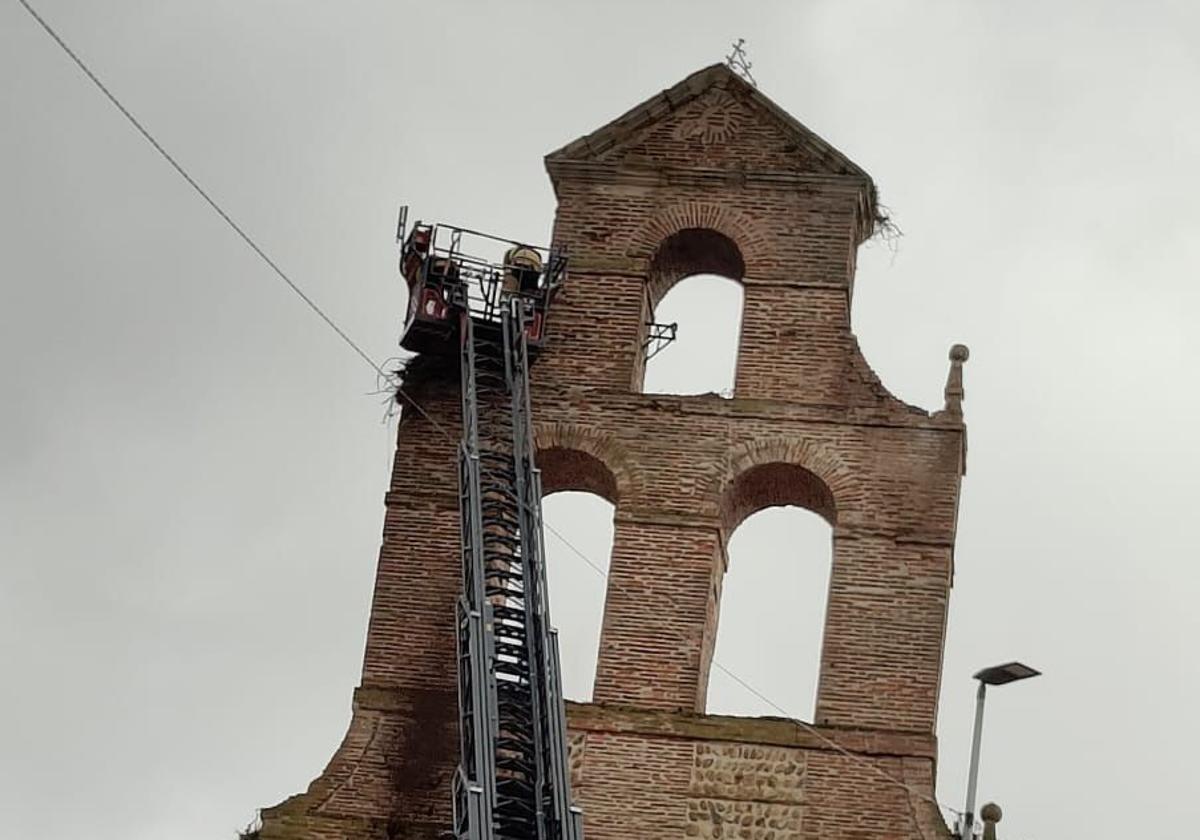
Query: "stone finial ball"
949 344 970 363
980 803 1003 823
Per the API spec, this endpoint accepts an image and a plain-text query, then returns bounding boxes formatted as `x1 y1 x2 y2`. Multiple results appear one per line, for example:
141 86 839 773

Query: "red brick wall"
566 704 950 840
258 66 964 840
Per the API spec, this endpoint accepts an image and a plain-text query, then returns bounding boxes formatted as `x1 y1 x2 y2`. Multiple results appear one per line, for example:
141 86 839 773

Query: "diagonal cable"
542 519 963 819
14 0 449 436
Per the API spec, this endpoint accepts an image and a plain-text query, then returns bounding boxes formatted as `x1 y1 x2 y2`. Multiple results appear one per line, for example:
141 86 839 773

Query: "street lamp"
959 662 1041 840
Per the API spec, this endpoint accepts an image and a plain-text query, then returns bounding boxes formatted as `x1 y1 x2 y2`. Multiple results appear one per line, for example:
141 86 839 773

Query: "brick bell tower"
258 64 968 840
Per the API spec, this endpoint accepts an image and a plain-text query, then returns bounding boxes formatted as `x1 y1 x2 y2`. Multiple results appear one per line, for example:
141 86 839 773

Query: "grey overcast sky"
3 1 1198 838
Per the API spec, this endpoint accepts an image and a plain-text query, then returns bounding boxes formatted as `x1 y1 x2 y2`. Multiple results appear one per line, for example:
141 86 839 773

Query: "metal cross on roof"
725 38 757 88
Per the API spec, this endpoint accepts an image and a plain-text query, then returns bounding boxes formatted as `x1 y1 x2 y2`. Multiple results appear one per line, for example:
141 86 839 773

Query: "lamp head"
973 661 1041 686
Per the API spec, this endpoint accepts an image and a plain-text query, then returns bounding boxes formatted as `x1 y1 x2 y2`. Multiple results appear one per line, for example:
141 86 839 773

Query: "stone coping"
565 701 938 761
352 688 937 762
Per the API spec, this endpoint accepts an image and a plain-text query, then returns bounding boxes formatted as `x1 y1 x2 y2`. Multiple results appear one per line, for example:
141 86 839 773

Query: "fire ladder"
452 299 582 840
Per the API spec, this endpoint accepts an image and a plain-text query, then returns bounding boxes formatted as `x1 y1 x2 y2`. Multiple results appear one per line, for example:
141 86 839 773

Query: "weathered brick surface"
566 704 948 840
257 64 963 839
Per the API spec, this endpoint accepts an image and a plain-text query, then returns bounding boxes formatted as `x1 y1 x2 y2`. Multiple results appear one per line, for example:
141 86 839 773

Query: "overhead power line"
16 0 374 370
13 0 448 434
540 520 962 821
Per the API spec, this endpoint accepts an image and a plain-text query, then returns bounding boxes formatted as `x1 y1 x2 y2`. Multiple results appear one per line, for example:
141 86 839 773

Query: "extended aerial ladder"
397 211 582 840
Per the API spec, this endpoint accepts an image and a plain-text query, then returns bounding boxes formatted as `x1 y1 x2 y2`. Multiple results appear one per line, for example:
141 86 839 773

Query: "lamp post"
959 662 1040 840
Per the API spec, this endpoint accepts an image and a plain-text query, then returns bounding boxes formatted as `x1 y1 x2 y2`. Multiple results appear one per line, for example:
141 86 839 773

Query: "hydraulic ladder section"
454 297 582 840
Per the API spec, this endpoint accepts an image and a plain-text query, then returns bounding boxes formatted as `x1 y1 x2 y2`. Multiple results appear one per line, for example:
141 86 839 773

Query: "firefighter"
502 245 543 295
400 226 431 289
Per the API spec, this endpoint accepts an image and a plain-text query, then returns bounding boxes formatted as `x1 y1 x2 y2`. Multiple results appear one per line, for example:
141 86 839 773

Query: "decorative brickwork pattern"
256 64 965 840
567 732 588 791
685 799 804 840
690 744 805 804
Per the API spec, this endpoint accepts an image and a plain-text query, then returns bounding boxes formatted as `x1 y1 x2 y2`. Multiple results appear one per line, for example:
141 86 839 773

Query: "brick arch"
534 422 641 504
628 200 770 304
716 437 865 531
628 200 767 260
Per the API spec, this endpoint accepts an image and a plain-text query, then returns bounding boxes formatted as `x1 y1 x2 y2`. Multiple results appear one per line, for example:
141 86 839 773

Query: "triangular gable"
547 64 871 180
